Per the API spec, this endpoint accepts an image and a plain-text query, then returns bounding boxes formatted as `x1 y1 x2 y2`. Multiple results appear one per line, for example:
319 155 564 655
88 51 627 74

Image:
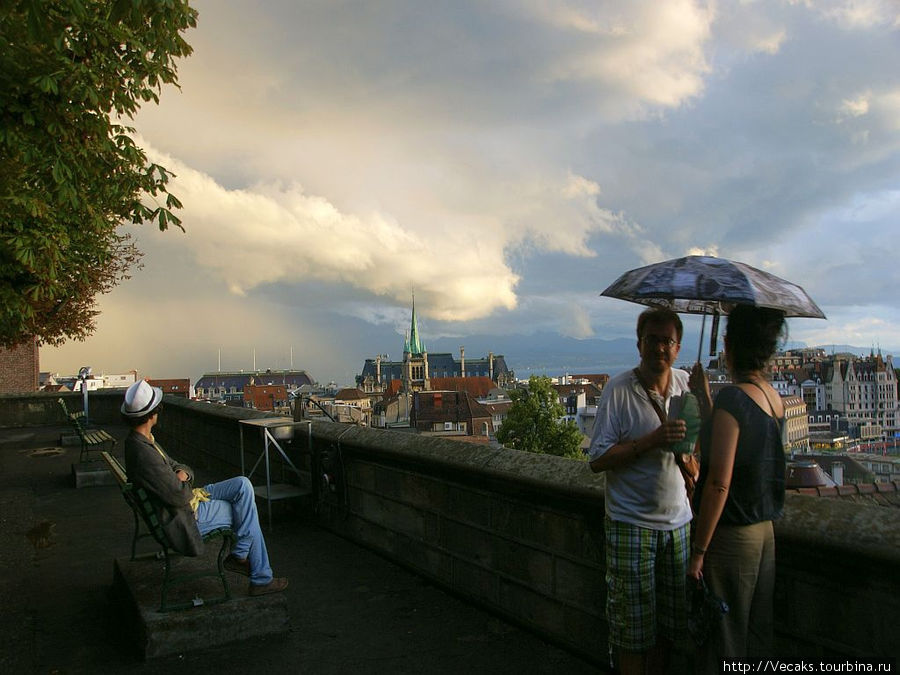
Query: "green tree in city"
0 0 198 347
496 375 585 459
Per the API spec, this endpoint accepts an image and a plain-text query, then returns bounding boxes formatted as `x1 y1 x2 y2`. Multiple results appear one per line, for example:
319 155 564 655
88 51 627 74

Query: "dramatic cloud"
42 0 900 383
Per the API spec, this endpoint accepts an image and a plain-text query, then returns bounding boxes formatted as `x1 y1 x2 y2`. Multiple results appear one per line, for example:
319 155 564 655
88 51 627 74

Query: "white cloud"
837 93 870 120
532 0 715 113
793 0 900 29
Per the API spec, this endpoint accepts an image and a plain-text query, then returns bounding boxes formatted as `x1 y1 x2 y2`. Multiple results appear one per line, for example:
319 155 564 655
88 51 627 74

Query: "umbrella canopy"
601 255 826 318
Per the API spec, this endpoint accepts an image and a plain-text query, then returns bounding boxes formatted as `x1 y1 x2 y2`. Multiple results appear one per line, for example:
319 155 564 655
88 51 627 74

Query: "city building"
147 378 192 399
243 384 289 412
195 369 314 404
357 299 514 395
410 389 494 441
824 352 898 440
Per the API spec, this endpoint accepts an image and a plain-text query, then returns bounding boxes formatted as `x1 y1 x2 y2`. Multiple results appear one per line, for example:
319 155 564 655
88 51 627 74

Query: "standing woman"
688 304 787 670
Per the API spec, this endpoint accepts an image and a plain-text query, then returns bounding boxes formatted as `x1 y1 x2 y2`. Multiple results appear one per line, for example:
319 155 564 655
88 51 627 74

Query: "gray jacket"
123 430 204 556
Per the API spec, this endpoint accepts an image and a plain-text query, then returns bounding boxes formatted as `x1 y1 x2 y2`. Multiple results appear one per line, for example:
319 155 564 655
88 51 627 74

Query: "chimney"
460 346 466 378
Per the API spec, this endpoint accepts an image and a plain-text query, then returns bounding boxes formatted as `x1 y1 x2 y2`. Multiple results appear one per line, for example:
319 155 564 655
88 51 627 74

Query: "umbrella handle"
697 314 706 364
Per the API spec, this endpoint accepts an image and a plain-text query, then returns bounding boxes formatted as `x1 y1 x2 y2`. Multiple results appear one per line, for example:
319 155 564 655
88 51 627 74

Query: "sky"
43 0 900 385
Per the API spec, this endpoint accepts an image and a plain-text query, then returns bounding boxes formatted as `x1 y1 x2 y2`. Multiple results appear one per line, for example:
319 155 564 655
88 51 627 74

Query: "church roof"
405 295 426 356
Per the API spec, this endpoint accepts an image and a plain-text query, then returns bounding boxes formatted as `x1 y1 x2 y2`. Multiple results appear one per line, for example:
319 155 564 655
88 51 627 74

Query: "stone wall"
3 392 897 664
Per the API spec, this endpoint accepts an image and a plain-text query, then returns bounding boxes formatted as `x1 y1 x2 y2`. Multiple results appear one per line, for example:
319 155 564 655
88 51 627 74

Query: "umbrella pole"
697 314 706 364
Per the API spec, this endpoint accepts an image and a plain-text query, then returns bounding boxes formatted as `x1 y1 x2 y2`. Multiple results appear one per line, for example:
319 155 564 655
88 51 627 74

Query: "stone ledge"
112 556 289 660
72 461 117 488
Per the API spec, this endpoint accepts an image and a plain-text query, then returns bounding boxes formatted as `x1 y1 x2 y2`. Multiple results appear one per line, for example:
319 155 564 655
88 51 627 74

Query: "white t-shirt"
588 367 693 530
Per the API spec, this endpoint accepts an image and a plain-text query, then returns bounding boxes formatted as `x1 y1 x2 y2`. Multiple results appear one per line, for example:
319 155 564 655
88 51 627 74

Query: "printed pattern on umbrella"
601 256 825 318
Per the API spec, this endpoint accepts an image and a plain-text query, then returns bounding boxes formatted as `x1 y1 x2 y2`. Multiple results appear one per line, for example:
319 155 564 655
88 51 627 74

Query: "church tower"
402 294 429 393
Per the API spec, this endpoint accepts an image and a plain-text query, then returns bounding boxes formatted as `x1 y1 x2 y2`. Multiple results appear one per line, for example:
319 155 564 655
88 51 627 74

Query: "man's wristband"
691 544 707 555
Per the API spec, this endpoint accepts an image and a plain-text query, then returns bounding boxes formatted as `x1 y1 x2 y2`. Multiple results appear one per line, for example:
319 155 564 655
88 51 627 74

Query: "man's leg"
200 476 273 586
605 518 657 675
654 523 690 674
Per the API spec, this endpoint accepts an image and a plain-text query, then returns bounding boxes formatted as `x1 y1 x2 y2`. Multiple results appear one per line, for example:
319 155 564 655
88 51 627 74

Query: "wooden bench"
101 451 236 612
58 398 116 463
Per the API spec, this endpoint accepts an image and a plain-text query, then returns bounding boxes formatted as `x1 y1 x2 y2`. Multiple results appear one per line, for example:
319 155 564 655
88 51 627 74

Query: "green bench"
57 398 117 463
101 451 235 612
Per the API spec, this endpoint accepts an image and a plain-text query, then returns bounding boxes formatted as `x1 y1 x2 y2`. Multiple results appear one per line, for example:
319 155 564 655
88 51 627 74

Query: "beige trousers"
697 520 775 673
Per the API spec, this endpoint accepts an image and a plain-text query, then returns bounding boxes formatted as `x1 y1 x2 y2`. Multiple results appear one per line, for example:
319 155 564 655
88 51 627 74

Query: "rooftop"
0 422 595 673
3 390 899 671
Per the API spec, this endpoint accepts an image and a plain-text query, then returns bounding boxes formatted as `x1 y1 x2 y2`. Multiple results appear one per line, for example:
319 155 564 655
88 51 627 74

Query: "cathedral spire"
408 292 426 356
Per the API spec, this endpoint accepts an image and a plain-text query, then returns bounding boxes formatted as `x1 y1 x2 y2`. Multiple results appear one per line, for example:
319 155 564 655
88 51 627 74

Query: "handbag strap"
632 368 667 424
632 369 695 471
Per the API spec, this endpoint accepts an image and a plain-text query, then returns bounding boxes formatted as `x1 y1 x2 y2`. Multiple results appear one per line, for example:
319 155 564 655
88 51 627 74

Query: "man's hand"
649 419 687 448
175 470 189 482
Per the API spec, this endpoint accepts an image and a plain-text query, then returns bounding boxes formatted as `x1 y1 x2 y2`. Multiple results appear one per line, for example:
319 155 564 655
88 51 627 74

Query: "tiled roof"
789 481 900 507
430 376 494 398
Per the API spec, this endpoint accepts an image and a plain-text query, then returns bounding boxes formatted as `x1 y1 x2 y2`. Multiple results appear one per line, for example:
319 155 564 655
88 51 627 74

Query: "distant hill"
425 333 899 380
427 331 640 378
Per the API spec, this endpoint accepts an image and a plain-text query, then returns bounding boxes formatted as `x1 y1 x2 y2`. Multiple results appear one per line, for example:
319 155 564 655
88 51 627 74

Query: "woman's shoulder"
716 383 781 418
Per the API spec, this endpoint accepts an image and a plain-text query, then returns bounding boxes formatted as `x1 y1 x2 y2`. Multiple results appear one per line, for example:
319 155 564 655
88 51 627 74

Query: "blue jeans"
195 476 273 585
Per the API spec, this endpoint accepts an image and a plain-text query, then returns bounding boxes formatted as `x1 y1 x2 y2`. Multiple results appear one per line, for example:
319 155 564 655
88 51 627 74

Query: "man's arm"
129 443 194 508
589 420 687 473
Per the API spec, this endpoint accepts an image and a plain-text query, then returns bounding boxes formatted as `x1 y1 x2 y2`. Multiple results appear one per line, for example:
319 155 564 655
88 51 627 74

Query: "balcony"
2 391 898 671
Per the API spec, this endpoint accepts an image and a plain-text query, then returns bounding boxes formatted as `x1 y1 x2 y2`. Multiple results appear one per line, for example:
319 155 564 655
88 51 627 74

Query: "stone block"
447 485 492 527
554 556 604 613
72 461 117 488
441 520 493 567
112 556 289 660
357 491 425 539
452 557 499 605
492 539 553 594
374 466 449 512
498 577 565 635
491 499 590 557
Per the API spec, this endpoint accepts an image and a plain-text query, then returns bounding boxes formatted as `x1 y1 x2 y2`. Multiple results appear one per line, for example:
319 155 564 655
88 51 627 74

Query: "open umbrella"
601 255 826 359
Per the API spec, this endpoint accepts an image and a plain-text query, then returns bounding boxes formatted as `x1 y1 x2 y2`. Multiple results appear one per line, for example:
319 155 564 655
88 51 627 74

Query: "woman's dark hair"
725 305 787 375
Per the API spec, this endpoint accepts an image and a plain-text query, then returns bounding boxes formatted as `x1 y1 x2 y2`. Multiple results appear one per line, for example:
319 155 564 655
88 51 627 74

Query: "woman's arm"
687 408 739 580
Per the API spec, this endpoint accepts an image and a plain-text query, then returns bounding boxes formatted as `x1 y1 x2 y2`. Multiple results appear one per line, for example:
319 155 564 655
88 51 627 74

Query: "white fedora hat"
121 380 163 417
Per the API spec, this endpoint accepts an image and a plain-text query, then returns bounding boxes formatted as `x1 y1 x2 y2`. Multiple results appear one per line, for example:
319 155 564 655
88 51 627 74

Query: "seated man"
121 380 287 596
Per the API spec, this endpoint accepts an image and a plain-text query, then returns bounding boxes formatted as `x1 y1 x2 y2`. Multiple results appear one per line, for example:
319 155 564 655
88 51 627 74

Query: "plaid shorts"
605 517 690 651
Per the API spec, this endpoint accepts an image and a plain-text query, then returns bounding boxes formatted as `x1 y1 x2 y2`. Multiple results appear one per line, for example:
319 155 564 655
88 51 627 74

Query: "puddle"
26 520 57 549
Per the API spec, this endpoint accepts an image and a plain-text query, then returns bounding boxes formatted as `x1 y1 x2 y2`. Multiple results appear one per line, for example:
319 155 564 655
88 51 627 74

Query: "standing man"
121 380 288 596
589 307 703 674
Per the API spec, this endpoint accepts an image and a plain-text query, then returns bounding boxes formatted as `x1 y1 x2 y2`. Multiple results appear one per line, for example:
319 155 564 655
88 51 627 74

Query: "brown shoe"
249 577 288 597
224 555 250 577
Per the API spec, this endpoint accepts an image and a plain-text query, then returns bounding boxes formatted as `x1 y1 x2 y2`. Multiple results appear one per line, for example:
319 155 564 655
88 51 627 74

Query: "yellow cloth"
190 487 211 513
148 435 209 514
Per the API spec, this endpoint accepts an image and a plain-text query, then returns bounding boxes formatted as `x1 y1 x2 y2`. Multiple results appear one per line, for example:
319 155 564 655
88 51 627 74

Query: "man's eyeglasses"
641 335 679 349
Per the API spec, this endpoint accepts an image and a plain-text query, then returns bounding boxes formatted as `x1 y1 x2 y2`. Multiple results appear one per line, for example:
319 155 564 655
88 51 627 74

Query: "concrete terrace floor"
0 424 601 675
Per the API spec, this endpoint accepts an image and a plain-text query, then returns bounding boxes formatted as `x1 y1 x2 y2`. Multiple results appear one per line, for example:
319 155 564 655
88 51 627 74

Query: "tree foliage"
496 375 585 459
0 0 197 347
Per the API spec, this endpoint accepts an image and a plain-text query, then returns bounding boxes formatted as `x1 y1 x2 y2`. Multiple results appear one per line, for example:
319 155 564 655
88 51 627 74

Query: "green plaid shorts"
605 517 690 651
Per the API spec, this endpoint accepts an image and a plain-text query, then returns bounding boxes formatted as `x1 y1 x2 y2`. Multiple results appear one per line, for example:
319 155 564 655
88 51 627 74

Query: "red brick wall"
0 338 39 393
